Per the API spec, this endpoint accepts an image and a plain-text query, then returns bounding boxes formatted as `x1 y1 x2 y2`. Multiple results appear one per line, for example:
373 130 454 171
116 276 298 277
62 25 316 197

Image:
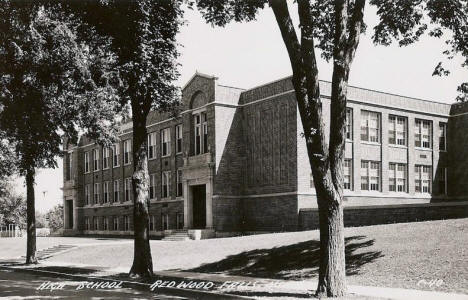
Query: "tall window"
360 111 380 143
176 169 183 197
103 217 108 231
84 152 90 173
344 159 352 190
161 128 171 157
439 122 447 151
176 124 183 154
125 178 131 201
438 167 447 195
123 139 131 165
113 180 120 203
93 148 99 171
177 213 184 230
162 214 169 230
415 165 432 193
361 161 380 191
148 132 157 159
124 215 130 231
194 112 208 155
103 181 109 203
389 163 407 192
93 183 100 204
389 115 407 146
85 217 90 230
113 216 119 231
149 215 155 231
415 119 432 149
162 171 171 198
93 217 98 230
149 174 156 200
103 147 110 169
345 108 353 140
113 143 120 167
85 184 90 205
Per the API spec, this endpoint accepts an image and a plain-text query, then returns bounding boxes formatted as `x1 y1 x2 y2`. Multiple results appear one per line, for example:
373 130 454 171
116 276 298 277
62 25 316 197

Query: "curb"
0 265 254 300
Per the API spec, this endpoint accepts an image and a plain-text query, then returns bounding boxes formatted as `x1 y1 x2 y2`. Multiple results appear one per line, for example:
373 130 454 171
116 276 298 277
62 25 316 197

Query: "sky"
14 3 467 213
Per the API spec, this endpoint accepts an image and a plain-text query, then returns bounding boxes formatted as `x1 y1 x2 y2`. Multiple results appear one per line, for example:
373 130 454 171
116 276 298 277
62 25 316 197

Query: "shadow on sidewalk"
186 235 383 280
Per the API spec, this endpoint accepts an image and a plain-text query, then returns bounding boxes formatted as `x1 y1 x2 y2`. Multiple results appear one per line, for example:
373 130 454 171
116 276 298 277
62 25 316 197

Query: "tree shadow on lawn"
186 235 383 280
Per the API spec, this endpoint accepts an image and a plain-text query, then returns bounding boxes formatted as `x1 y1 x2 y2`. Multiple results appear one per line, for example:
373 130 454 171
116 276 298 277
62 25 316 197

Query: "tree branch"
346 0 365 62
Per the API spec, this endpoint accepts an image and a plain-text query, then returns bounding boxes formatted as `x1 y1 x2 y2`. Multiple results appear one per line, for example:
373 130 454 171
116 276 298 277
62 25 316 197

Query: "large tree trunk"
129 109 153 279
25 167 37 264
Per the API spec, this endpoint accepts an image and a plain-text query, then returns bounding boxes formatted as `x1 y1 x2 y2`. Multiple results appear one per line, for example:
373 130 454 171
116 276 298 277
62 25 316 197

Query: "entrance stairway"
162 230 191 241
20 244 77 260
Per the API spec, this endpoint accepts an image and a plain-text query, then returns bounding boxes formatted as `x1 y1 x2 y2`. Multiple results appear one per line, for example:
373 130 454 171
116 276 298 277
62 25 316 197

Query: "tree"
194 0 468 296
64 0 184 278
46 204 63 232
0 181 26 229
35 211 48 228
0 2 122 264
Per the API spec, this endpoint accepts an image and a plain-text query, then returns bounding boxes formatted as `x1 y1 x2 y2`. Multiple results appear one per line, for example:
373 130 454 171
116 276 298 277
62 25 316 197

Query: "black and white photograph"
0 0 467 299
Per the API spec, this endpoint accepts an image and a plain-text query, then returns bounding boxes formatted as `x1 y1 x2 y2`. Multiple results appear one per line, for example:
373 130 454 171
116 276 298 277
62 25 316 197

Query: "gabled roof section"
182 71 219 91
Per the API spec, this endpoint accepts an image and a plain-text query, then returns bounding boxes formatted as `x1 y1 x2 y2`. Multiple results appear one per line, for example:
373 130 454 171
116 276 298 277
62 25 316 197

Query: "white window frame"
161 171 171 199
103 147 110 169
194 112 208 155
415 119 432 149
388 115 407 146
113 143 120 167
439 122 447 151
84 152 90 173
123 139 131 165
389 163 407 192
125 178 131 202
85 184 90 205
345 108 353 140
103 181 109 203
415 165 432 193
85 217 90 230
103 217 108 231
113 216 119 231
162 213 169 230
161 128 171 157
176 124 183 154
93 217 98 230
149 215 155 231
344 159 352 190
360 111 380 143
124 215 130 231
148 132 157 159
176 169 183 197
93 148 100 172
93 183 100 204
113 180 120 203
361 160 380 191
149 173 157 200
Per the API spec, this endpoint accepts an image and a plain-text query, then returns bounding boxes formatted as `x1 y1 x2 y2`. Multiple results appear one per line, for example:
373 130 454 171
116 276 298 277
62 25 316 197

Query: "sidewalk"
1 260 467 300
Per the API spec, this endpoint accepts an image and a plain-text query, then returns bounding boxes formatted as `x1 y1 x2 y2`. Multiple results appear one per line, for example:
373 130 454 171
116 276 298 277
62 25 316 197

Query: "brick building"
62 72 468 238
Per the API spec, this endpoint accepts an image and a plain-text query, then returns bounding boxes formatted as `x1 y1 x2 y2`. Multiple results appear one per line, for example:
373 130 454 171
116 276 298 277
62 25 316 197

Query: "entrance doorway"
192 185 206 229
66 200 73 229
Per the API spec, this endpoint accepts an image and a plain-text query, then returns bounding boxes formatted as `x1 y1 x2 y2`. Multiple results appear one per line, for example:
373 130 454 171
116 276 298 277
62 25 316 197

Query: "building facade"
62 72 468 238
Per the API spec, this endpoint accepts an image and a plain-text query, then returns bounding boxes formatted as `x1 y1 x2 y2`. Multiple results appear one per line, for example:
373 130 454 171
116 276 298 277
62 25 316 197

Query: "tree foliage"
46 203 63 232
0 181 26 228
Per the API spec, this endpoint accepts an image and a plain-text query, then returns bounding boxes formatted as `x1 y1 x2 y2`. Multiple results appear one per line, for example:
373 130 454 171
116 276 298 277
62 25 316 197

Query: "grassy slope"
46 218 468 294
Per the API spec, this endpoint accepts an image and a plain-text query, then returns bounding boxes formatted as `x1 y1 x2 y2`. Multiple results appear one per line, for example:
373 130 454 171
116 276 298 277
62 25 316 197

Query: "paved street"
0 268 186 299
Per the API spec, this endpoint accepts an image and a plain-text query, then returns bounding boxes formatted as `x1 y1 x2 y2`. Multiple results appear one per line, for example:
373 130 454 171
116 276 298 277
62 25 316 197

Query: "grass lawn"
44 218 468 295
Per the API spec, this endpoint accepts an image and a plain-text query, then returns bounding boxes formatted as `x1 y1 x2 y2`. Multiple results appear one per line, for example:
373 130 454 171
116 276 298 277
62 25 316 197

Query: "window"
125 178 131 202
438 167 447 195
361 161 380 191
415 165 432 193
84 152 90 173
177 213 184 230
439 122 447 151
415 119 432 149
162 171 171 198
149 215 155 231
389 115 407 146
389 163 407 192
103 147 110 169
194 112 208 155
346 108 353 140
103 217 108 231
93 183 100 204
124 215 130 231
176 169 183 197
103 181 109 203
93 149 100 171
113 216 119 231
113 180 120 203
123 139 131 165
85 184 90 205
344 159 352 190
161 128 171 157
162 214 169 230
176 124 183 154
85 217 90 230
360 111 380 143
148 132 157 159
66 153 72 181
113 143 120 167
93 217 98 230
149 174 156 200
